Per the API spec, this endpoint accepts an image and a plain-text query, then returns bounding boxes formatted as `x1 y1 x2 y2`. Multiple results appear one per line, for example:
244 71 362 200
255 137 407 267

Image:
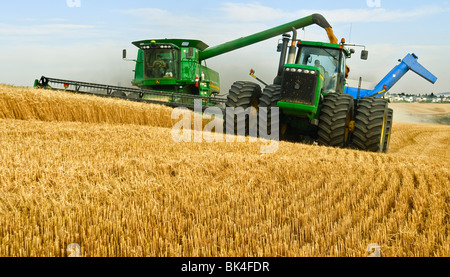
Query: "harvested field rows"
0 85 449 257
389 103 450 125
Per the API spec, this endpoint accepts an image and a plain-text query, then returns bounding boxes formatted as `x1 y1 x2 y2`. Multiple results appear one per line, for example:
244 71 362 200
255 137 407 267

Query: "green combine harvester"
34 13 437 153
35 14 336 109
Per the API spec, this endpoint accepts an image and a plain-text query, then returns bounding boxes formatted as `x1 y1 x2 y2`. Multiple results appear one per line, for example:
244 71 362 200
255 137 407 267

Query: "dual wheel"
319 96 394 153
319 95 394 153
223 81 262 137
223 81 281 139
224 81 393 153
352 97 393 153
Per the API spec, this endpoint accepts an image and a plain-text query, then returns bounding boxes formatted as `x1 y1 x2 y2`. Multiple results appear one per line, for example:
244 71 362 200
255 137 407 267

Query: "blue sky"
1 0 449 94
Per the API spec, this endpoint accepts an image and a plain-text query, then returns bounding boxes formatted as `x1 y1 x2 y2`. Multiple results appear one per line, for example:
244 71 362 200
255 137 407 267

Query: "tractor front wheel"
258 84 282 140
224 81 262 137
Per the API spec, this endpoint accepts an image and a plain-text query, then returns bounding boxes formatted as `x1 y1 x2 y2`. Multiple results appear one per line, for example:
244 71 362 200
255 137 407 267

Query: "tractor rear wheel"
317 93 355 148
383 108 394 153
352 97 389 153
224 81 262 137
258 84 282 140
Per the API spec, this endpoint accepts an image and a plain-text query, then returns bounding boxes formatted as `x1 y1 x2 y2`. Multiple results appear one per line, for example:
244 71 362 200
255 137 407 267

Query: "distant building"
388 93 450 103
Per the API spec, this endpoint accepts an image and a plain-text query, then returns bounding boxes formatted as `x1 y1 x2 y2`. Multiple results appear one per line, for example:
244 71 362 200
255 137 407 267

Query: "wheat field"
0 85 449 257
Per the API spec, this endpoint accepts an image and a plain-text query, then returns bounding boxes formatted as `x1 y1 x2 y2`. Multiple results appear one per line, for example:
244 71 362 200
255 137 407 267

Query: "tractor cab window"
296 46 341 94
144 48 179 79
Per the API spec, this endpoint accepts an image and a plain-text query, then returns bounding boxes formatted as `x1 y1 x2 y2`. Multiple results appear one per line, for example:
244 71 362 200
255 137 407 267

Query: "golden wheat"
0 85 448 257
0 84 181 128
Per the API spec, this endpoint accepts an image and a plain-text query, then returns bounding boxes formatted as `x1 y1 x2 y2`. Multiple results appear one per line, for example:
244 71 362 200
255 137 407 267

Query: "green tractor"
224 31 392 153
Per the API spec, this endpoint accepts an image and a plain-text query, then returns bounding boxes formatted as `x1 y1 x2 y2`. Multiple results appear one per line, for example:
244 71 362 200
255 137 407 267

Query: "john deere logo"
156 80 161 85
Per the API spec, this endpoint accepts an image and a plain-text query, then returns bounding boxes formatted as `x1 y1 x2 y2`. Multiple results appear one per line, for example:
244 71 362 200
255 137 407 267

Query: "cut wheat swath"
0 85 449 257
0 85 187 128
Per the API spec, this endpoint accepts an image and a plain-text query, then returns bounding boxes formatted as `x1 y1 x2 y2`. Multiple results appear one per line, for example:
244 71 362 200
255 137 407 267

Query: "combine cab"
128 39 220 99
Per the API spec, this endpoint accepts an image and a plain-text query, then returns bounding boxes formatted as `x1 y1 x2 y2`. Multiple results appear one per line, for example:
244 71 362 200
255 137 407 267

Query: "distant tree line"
397 93 439 97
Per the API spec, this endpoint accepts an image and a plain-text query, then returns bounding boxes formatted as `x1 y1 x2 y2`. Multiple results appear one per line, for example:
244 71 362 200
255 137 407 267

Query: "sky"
1 0 449 95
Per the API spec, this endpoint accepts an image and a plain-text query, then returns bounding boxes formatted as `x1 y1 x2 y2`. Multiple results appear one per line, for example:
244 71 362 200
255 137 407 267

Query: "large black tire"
258 84 281 140
317 93 355 148
383 108 394 153
352 97 389 153
224 81 261 137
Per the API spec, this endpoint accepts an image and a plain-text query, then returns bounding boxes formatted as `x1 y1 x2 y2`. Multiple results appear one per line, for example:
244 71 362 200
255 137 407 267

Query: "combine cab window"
296 46 341 94
144 49 179 79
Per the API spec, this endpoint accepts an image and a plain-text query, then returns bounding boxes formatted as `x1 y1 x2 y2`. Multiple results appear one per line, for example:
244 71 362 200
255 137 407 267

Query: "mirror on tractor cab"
361 50 369 60
123 49 127 59
277 42 283 52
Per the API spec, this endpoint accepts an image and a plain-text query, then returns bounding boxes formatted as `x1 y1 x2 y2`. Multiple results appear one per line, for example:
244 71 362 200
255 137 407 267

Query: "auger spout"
199 14 335 61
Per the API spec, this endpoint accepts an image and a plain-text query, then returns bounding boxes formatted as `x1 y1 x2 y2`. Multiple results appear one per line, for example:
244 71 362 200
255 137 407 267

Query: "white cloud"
119 7 274 46
121 8 170 21
300 6 449 23
0 23 95 36
220 2 286 21
219 2 449 23
120 8 204 29
45 18 70 23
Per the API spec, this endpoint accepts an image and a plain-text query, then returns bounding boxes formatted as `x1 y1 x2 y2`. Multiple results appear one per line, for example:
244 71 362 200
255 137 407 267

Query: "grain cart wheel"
224 81 262 137
383 108 394 153
352 97 389 153
258 84 282 140
317 93 355 148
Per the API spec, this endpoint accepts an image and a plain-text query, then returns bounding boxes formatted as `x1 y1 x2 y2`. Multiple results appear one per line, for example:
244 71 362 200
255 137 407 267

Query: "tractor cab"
274 40 353 131
295 41 349 94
